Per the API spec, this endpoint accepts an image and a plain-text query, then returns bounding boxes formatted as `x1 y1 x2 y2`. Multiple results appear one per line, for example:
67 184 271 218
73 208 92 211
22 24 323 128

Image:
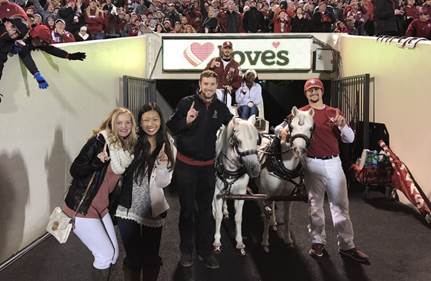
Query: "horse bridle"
230 128 259 162
286 115 314 147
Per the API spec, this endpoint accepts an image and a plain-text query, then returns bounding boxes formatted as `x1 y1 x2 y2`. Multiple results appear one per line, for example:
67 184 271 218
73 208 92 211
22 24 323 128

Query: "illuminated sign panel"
162 37 313 72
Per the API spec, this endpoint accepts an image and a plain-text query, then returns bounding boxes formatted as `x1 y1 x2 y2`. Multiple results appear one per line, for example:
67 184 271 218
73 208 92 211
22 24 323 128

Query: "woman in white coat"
115 103 176 281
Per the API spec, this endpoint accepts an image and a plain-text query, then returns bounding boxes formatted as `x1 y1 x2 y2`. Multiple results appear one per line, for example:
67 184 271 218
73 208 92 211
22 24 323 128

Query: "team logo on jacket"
212 110 218 119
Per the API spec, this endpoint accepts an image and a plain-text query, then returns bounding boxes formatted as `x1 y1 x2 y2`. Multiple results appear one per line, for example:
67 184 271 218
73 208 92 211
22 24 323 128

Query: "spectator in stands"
75 25 91 41
205 40 242 107
179 15 189 31
31 13 43 26
260 1 274 32
116 103 176 281
63 107 136 281
46 15 56 30
405 0 418 29
373 0 400 35
172 20 182 33
201 2 220 32
405 5 431 39
235 69 263 119
291 6 312 32
334 19 350 32
162 18 173 32
218 1 242 32
184 24 197 33
155 23 166 33
85 0 105 39
59 0 84 35
51 18 76 43
273 9 292 33
312 1 336 32
166 2 181 26
134 0 148 16
243 0 266 32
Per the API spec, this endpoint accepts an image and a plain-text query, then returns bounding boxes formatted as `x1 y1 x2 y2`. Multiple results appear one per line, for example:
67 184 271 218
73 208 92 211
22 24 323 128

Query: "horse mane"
216 118 233 157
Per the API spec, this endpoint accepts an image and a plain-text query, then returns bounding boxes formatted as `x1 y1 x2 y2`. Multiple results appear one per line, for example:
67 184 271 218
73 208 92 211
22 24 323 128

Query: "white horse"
213 116 261 255
256 106 315 252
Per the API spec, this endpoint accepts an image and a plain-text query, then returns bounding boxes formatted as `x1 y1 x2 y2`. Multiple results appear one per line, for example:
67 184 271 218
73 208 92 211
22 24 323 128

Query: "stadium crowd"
2 0 431 43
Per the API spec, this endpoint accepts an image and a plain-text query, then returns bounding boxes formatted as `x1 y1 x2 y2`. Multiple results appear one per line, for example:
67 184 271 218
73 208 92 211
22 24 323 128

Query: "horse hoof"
214 246 221 253
263 246 270 253
239 248 246 256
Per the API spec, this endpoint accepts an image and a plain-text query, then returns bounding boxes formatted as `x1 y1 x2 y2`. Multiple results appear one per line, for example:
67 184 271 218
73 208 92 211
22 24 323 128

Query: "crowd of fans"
5 0 431 43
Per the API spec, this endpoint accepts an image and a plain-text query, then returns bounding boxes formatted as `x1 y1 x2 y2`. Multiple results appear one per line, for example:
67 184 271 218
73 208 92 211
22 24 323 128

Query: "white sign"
162 37 313 72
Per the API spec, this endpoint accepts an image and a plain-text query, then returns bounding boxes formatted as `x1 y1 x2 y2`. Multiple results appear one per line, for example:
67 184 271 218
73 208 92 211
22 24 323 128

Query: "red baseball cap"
222 41 233 48
304 78 324 92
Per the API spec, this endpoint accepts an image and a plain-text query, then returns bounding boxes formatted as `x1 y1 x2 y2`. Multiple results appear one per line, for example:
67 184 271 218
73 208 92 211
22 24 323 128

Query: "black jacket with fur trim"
64 134 111 215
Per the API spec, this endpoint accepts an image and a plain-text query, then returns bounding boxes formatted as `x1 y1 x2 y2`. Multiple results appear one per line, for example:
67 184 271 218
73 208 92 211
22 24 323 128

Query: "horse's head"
288 106 315 158
227 116 261 178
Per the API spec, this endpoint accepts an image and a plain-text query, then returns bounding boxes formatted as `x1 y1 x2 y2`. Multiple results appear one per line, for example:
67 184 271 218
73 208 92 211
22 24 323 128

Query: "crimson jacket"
205 57 241 92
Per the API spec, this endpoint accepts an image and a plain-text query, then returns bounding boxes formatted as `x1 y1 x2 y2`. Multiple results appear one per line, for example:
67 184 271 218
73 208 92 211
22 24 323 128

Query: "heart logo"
272 41 280 48
184 42 215 66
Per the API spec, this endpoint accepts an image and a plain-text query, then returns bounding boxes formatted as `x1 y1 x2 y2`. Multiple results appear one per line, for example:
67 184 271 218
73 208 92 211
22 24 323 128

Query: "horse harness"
263 137 308 202
286 114 314 147
215 127 258 194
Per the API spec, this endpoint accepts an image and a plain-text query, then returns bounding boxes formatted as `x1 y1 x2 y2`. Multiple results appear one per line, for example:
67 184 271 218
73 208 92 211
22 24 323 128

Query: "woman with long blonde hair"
63 107 137 281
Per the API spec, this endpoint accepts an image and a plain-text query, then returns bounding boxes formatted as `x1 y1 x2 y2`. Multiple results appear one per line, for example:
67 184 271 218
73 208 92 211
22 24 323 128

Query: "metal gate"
330 74 371 162
122 76 157 118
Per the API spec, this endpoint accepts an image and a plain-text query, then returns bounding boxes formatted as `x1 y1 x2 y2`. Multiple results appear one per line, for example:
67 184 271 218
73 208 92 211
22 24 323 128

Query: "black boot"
141 256 161 281
91 266 111 281
123 265 140 281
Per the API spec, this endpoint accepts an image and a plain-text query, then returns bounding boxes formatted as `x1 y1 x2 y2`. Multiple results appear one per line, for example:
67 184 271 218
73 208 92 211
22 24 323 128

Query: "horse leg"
234 199 246 256
223 200 229 220
261 204 272 253
212 187 224 253
270 201 278 231
283 201 294 247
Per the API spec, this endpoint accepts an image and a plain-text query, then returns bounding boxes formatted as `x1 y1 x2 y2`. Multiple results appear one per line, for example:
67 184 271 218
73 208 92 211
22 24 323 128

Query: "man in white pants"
277 78 370 265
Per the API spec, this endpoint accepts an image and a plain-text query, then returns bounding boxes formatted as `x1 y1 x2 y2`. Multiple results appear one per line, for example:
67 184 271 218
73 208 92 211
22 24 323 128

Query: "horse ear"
291 106 298 116
248 114 256 125
308 108 315 118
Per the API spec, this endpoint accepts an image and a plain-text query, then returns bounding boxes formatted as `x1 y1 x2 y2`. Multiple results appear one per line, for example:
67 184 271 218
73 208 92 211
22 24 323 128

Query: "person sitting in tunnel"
235 68 262 120
204 40 241 107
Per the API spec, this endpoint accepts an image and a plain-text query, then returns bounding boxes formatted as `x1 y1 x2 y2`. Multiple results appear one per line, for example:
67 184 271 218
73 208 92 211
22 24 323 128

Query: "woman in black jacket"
115 103 176 281
63 107 137 281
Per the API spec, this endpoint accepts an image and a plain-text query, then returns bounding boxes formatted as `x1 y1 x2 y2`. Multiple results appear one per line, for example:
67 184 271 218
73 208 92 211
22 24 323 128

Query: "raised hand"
333 110 347 128
97 143 110 163
186 101 198 125
157 143 168 163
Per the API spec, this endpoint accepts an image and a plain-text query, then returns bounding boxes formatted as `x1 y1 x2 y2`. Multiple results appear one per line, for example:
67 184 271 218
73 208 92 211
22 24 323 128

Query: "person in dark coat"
242 0 266 32
373 0 399 35
63 107 136 281
166 70 233 272
218 1 242 33
311 2 336 32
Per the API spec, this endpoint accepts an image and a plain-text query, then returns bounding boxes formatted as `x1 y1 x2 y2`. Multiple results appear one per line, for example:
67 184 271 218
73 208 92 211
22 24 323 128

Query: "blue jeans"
238 105 259 119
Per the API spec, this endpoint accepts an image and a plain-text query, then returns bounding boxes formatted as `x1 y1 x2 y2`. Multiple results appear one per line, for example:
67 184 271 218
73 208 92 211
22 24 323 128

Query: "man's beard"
222 54 231 61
